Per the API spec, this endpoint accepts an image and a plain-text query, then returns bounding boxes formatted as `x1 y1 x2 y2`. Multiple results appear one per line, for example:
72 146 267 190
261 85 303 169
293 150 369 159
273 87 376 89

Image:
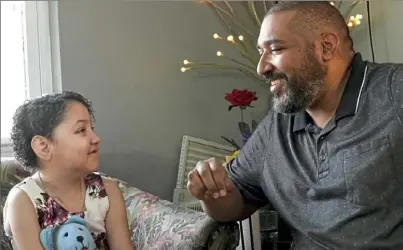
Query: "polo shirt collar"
293 53 368 133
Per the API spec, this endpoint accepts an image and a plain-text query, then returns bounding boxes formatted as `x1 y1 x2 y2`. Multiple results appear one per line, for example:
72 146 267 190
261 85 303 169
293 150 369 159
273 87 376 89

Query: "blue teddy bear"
40 215 97 250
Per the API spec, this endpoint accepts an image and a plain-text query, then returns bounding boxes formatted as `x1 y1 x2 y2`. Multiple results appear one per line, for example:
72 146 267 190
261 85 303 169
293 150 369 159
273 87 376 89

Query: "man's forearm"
200 189 258 222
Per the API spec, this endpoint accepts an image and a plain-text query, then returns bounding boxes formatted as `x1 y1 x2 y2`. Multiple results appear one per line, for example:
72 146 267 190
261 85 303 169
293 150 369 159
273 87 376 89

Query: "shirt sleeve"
389 64 403 128
226 112 272 208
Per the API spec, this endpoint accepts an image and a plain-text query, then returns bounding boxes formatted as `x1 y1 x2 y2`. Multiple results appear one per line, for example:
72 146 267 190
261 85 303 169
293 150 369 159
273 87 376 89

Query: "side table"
237 206 293 250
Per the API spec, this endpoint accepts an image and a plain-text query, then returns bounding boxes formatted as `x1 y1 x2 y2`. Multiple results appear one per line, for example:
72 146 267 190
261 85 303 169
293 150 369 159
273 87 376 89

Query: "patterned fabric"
115 179 240 250
0 158 30 184
10 172 109 249
1 160 240 250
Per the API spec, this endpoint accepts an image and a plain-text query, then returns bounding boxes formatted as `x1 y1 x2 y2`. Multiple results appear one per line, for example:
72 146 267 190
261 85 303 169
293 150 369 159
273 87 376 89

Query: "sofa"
0 158 240 250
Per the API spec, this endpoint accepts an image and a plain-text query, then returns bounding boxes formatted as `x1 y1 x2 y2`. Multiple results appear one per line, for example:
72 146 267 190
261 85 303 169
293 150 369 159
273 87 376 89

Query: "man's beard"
266 51 327 114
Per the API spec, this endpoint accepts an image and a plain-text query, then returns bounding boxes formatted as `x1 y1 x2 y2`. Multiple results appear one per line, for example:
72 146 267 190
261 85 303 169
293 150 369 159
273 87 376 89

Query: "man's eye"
271 48 284 54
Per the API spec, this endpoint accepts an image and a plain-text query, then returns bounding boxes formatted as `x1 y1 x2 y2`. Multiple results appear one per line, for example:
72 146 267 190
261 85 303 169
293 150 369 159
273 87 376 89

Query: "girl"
3 91 135 250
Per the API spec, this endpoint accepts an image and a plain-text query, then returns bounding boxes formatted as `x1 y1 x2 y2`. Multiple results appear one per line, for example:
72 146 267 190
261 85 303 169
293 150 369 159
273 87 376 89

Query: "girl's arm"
103 178 135 250
3 188 44 250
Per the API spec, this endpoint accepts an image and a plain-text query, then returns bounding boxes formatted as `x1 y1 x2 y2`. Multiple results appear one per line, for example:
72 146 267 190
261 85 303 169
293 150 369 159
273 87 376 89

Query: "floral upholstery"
0 158 240 250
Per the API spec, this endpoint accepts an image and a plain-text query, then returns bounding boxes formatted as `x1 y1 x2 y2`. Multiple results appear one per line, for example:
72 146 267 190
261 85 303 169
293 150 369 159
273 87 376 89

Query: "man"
187 2 403 249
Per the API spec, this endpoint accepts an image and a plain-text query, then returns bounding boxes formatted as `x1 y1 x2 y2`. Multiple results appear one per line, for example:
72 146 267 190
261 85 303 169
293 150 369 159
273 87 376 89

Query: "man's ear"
31 135 52 161
320 32 339 62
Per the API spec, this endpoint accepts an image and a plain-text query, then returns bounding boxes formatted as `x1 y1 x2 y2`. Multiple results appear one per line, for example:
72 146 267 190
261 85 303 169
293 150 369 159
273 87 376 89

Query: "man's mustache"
263 72 288 83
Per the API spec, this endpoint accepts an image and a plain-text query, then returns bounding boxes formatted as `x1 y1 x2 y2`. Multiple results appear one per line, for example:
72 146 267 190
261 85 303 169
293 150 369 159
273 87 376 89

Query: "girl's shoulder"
9 175 44 204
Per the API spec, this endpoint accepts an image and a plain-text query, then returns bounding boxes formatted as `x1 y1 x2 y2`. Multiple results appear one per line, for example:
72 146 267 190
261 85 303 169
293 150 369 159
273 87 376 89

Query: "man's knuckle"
196 162 207 172
199 168 210 178
187 170 195 180
186 181 194 191
197 159 207 167
210 164 219 172
210 162 223 173
207 157 218 164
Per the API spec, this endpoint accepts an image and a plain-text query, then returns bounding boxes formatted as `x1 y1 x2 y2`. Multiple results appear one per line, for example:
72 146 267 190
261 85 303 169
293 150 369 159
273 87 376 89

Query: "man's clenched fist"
187 158 236 200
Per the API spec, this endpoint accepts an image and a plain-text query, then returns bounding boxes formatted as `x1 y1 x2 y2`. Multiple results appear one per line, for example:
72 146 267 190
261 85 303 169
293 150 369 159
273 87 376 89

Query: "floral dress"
10 172 110 249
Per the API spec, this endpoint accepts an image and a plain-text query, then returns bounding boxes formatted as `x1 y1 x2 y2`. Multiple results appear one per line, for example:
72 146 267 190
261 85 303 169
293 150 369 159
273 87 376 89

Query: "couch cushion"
0 158 31 185
0 171 15 250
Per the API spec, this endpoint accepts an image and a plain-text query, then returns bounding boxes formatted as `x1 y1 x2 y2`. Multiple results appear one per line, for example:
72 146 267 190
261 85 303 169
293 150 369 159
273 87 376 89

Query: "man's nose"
257 57 274 77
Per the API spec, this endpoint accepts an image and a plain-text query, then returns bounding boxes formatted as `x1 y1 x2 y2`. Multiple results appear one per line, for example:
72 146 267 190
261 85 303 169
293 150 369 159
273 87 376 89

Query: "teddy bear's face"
56 223 96 250
40 216 97 250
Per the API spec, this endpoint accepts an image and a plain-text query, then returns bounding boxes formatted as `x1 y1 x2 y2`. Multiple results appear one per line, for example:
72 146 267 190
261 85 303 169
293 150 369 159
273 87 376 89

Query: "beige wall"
350 1 403 63
57 1 269 200
57 1 402 200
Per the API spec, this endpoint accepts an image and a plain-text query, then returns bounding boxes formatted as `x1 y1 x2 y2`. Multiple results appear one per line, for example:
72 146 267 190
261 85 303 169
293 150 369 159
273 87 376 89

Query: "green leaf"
238 122 251 135
251 120 258 131
221 136 240 150
247 1 262 28
228 105 234 111
230 138 240 149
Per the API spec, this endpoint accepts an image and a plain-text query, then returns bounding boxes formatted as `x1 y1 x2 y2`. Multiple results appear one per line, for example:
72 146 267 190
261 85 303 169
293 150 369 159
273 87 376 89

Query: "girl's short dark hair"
10 91 95 170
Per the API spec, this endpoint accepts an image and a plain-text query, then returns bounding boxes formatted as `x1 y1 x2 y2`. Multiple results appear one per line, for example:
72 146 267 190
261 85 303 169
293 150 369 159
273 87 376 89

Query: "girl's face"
48 102 101 173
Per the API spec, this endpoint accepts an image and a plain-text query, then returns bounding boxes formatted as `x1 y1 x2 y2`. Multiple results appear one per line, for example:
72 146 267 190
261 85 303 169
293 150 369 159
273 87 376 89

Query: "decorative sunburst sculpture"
181 1 364 84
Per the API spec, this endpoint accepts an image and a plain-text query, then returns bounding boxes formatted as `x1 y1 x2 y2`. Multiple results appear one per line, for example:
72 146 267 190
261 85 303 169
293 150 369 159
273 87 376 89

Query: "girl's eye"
76 128 86 134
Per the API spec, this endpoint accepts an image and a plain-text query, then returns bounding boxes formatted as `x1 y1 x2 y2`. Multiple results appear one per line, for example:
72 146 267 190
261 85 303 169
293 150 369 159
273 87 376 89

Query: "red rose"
224 89 257 107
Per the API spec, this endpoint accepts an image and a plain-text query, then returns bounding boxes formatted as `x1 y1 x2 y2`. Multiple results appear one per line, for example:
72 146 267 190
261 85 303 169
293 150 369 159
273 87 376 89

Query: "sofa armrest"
119 184 239 250
0 158 31 184
0 182 14 250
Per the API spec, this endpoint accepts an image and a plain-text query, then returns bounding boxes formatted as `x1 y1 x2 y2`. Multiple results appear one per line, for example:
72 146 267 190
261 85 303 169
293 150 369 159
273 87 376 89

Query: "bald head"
256 2 356 114
265 1 353 50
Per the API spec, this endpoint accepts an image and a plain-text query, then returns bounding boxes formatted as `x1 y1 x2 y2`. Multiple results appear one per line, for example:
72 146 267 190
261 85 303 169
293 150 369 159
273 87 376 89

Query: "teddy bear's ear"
66 215 87 226
39 227 55 250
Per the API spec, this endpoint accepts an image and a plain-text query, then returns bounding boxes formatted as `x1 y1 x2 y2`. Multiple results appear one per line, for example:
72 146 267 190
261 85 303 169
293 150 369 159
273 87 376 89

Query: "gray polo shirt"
227 53 403 249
